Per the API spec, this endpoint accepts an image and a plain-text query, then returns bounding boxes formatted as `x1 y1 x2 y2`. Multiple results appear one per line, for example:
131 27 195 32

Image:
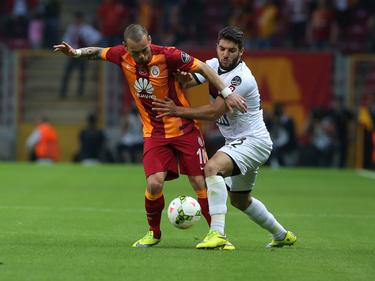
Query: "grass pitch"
0 163 374 281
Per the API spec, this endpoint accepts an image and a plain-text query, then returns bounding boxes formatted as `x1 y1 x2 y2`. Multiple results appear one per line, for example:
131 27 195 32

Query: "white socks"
205 176 287 240
244 197 287 240
206 175 227 235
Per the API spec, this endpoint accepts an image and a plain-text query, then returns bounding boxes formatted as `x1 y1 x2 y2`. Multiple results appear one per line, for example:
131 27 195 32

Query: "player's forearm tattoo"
79 47 103 60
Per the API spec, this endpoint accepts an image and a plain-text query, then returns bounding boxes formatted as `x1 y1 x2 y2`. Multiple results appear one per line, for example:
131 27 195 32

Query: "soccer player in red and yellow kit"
53 24 247 248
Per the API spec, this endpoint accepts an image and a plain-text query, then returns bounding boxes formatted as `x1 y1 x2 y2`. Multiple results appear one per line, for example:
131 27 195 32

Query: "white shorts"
218 137 272 192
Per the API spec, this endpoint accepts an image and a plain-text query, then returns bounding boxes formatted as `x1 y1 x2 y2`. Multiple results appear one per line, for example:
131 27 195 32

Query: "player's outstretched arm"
152 97 226 121
53 41 103 60
195 61 247 113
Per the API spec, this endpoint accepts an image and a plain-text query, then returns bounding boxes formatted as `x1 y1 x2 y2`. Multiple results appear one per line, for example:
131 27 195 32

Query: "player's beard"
219 55 241 71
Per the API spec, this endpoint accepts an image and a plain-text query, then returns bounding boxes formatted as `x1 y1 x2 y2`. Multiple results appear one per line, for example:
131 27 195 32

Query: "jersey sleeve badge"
181 52 191 63
231 76 242 86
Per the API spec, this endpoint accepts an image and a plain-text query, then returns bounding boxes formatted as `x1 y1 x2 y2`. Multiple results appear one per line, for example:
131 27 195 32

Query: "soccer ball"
167 196 201 229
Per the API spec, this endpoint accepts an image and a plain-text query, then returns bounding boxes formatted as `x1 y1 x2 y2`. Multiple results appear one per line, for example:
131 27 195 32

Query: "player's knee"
188 176 206 190
204 161 219 177
229 196 250 211
147 178 164 193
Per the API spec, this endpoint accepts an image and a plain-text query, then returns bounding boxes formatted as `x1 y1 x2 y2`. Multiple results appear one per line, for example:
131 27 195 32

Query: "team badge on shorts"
231 76 242 86
150 65 160 77
181 52 191 63
198 136 204 147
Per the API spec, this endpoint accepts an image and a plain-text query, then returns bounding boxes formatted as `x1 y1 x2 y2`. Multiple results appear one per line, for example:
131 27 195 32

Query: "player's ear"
122 40 128 49
148 35 152 44
239 47 244 57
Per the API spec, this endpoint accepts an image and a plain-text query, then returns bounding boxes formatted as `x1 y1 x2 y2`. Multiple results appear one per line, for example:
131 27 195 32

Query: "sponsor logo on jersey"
181 52 191 63
231 76 242 86
150 65 160 77
216 114 230 126
134 78 155 98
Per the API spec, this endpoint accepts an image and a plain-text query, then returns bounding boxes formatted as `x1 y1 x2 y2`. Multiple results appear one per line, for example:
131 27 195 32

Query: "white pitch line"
0 205 133 213
0 205 374 219
357 169 375 180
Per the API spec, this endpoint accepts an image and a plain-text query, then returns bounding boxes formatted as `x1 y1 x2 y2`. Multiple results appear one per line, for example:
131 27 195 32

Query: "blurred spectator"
342 0 371 53
268 103 298 167
177 0 206 46
300 108 336 167
136 0 154 31
42 0 61 48
229 0 256 48
3 0 39 48
328 96 354 168
26 116 59 163
28 6 44 49
358 93 375 169
74 113 106 164
97 0 128 46
306 0 338 50
254 0 279 48
59 11 101 99
117 105 143 163
284 0 310 48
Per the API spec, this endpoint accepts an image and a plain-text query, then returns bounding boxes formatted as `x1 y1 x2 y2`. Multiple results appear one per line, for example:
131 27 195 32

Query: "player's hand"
174 69 193 84
225 93 247 113
53 41 77 57
152 97 177 118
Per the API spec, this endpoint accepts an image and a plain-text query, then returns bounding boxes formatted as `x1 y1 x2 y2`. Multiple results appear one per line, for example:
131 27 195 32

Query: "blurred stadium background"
0 0 374 170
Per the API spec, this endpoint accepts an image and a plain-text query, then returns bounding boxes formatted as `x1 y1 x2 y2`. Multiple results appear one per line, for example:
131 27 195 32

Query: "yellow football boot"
132 231 160 248
196 230 234 250
266 231 297 248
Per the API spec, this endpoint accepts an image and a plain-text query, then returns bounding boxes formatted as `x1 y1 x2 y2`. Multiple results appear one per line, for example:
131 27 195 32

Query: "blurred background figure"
59 11 101 99
26 116 59 163
284 0 309 48
42 0 61 48
300 108 336 167
254 0 279 49
96 0 128 46
74 113 106 165
328 96 354 168
306 0 338 50
117 105 143 163
358 93 375 169
267 103 298 167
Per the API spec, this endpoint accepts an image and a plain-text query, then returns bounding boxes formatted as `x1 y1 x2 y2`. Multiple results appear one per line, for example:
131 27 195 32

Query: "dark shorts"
143 128 207 181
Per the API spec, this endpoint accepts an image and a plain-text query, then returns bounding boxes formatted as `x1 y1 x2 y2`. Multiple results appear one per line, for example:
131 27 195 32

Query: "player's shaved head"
123 24 149 45
218 26 244 50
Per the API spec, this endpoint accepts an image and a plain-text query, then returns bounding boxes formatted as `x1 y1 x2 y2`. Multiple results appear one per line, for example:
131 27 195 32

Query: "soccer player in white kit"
153 26 297 250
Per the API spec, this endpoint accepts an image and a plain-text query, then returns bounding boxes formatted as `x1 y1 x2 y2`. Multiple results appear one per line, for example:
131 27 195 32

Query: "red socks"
145 191 164 239
196 189 211 226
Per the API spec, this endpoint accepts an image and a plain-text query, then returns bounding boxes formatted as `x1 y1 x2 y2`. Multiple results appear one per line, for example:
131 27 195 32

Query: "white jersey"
194 58 272 145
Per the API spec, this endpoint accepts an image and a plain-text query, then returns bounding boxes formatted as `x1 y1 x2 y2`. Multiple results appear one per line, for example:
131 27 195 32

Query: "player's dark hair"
123 24 148 44
217 26 244 49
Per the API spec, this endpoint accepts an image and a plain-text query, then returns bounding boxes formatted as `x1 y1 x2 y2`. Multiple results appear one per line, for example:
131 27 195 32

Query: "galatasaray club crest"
150 65 160 77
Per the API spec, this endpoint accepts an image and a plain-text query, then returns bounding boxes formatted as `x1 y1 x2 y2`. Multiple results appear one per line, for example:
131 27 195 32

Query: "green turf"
0 163 374 281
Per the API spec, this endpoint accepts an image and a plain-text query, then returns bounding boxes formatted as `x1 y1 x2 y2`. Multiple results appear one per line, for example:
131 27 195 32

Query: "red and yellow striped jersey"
101 44 201 138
